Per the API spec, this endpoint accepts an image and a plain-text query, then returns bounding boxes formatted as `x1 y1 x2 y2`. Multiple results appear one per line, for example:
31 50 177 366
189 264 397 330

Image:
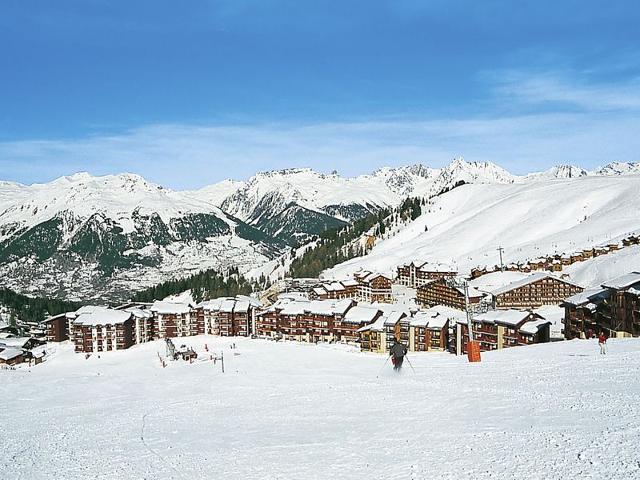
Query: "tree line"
0 288 80 324
131 267 258 304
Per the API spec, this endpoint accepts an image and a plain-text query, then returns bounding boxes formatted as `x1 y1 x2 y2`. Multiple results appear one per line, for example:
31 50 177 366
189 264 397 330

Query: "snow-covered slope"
2 158 640 300
4 336 640 479
0 173 279 301
207 159 517 243
325 175 640 283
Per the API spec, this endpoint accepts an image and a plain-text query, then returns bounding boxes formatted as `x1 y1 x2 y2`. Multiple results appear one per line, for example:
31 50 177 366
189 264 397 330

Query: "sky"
1 0 639 189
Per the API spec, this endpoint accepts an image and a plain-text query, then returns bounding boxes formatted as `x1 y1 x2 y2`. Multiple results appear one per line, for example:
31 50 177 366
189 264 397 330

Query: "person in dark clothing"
389 338 408 371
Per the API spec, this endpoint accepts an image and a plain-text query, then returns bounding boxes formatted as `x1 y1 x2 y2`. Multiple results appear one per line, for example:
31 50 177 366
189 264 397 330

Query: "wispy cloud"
1 69 638 189
490 70 640 111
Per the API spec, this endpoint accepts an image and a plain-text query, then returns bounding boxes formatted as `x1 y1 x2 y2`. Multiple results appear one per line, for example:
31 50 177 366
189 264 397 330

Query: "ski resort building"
601 272 640 337
396 261 457 288
71 308 135 353
562 288 611 340
354 272 393 303
256 297 355 342
409 306 466 352
416 278 486 311
335 305 383 343
449 310 550 355
150 302 195 338
43 313 70 342
487 273 583 309
0 347 24 366
121 307 155 344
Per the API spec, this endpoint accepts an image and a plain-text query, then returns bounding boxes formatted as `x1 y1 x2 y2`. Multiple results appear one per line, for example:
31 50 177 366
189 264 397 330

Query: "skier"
389 337 408 371
598 331 607 355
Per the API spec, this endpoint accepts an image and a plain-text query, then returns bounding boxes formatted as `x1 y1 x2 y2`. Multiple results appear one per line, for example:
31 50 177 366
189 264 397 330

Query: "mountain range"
0 158 638 301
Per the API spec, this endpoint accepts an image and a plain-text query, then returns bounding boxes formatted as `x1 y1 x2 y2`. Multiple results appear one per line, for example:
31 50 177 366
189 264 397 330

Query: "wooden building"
396 261 457 288
488 273 583 309
0 347 24 366
336 305 382 343
562 287 611 340
450 309 550 355
355 272 393 303
416 278 485 311
43 313 70 342
72 308 135 353
150 302 195 338
601 272 640 337
256 298 354 342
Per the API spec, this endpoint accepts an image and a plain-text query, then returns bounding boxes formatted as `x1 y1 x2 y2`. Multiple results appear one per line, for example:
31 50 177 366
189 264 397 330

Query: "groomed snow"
2 337 640 479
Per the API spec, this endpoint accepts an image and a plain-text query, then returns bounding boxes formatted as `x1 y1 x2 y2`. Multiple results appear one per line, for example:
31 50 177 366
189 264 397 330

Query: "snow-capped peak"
525 165 589 181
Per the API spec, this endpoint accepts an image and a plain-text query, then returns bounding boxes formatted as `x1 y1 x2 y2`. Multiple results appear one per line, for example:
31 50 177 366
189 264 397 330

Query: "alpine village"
3 195 640 368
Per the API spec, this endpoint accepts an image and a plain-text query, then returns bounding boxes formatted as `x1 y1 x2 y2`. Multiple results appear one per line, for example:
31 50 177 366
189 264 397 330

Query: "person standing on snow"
598 331 607 355
389 337 408 371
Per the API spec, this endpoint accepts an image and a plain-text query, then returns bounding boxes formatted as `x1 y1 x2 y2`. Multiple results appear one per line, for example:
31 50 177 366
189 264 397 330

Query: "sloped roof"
474 309 533 326
150 301 192 315
563 287 610 306
74 309 132 326
0 348 23 361
0 336 32 349
519 319 552 335
601 272 640 290
343 306 381 325
489 273 580 296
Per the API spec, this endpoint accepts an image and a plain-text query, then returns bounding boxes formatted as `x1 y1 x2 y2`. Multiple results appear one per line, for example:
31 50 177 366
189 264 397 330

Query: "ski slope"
325 175 640 286
2 337 640 479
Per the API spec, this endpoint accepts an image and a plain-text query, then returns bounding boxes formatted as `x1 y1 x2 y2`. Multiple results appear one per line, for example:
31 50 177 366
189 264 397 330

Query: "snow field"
2 337 640 479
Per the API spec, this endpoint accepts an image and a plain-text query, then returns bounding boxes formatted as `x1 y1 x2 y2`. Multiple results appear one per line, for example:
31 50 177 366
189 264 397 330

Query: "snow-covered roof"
341 279 360 287
324 282 345 292
489 273 579 296
42 312 68 323
563 287 610 306
519 319 552 335
362 272 391 283
197 298 227 311
343 306 381 325
234 300 251 313
357 315 387 332
74 309 132 327
424 305 467 329
601 272 640 290
150 301 192 315
68 305 111 318
409 312 430 328
123 307 153 319
219 299 237 313
0 348 23 361
474 310 533 327
468 271 530 292
0 337 32 348
383 311 407 326
313 287 327 295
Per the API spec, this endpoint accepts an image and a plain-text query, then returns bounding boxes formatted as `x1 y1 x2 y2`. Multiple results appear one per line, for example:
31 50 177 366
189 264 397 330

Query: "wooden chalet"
488 273 583 309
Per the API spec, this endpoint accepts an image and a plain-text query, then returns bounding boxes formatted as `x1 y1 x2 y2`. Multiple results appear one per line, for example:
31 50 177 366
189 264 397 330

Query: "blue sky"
1 0 639 188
